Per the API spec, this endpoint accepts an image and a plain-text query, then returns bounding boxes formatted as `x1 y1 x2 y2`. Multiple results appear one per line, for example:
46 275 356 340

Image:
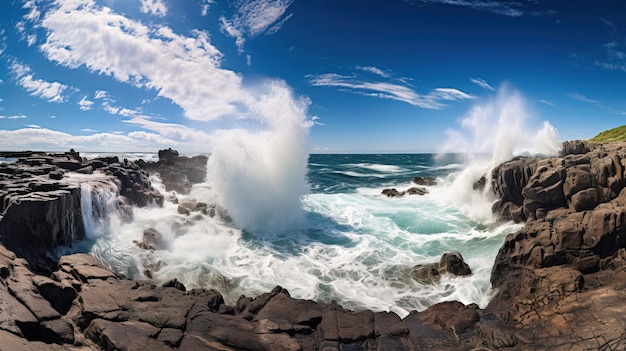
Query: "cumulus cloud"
470 77 494 91
220 0 294 53
38 0 244 121
308 72 474 109
201 0 215 16
78 96 94 110
0 127 190 152
140 0 168 17
10 61 70 103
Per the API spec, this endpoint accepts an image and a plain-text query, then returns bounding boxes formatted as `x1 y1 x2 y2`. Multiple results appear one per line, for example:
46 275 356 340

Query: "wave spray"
437 85 561 220
204 80 311 234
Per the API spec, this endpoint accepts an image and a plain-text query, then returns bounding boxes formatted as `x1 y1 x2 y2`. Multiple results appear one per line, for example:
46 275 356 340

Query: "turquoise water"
69 152 520 318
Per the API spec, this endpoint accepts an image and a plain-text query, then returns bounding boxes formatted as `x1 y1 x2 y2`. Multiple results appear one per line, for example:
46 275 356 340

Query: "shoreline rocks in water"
381 176 437 197
3 143 626 349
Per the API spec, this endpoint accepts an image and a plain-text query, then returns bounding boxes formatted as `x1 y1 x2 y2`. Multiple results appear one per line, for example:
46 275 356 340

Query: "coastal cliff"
2 142 626 350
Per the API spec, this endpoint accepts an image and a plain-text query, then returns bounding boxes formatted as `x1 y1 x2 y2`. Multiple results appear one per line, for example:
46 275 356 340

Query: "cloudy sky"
0 0 624 153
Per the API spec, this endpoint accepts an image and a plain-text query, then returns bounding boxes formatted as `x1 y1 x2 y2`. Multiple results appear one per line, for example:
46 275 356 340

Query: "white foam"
348 163 406 173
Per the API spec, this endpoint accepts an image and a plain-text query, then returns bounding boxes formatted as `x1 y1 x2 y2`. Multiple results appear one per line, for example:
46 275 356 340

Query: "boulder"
413 176 437 186
410 252 472 284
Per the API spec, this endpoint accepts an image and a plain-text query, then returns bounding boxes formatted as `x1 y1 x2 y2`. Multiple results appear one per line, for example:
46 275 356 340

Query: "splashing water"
436 85 561 221
203 80 311 234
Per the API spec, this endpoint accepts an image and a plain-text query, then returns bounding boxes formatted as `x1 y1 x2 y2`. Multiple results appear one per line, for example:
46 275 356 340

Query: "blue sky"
0 0 624 153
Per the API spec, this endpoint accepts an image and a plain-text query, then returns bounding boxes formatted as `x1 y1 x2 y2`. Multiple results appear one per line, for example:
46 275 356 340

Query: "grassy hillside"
589 126 626 142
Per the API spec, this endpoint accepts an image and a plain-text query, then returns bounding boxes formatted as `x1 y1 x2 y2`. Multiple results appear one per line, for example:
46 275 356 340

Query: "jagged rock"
413 176 437 186
52 159 82 171
382 187 428 197
141 150 207 194
561 140 591 156
410 252 472 284
158 148 179 165
137 228 166 250
406 187 428 195
473 175 486 191
0 188 83 273
382 188 403 197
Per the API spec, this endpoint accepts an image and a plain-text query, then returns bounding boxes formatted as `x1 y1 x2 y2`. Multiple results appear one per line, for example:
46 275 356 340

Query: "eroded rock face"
485 141 626 349
141 151 208 194
0 151 164 272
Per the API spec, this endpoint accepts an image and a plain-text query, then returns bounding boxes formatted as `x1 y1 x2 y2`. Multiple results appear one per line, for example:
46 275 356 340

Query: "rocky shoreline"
2 141 626 350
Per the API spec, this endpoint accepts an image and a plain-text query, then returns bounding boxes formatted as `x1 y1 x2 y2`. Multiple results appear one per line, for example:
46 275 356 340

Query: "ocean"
53 88 562 318
56 151 523 319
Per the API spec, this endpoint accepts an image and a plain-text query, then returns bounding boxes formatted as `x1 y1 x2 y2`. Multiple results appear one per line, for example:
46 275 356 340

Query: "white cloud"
403 0 526 17
94 90 109 100
357 66 390 78
22 1 41 21
470 77 494 91
568 93 599 104
10 62 70 103
201 0 215 16
2 114 28 119
26 124 41 128
140 0 168 17
0 127 185 152
539 99 554 106
39 0 244 121
78 96 94 110
309 72 474 109
596 41 626 73
81 128 98 132
568 92 626 116
220 0 294 53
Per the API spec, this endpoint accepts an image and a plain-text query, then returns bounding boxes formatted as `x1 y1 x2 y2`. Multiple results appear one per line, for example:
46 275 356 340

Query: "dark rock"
137 228 166 250
561 140 591 156
410 252 472 283
75 165 94 174
163 279 186 292
158 148 179 165
439 252 472 276
473 175 486 191
406 187 428 195
142 152 208 194
413 176 437 186
52 159 82 171
382 188 404 197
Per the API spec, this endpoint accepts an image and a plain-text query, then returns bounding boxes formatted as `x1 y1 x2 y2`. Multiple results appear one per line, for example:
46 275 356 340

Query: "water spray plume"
205 80 311 235
438 85 561 221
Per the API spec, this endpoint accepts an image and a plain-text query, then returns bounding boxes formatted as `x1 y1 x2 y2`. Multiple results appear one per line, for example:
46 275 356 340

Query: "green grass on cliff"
589 126 626 142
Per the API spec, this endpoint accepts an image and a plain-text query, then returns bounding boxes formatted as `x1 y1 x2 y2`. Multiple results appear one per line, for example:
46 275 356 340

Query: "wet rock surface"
140 150 208 194
0 150 163 273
